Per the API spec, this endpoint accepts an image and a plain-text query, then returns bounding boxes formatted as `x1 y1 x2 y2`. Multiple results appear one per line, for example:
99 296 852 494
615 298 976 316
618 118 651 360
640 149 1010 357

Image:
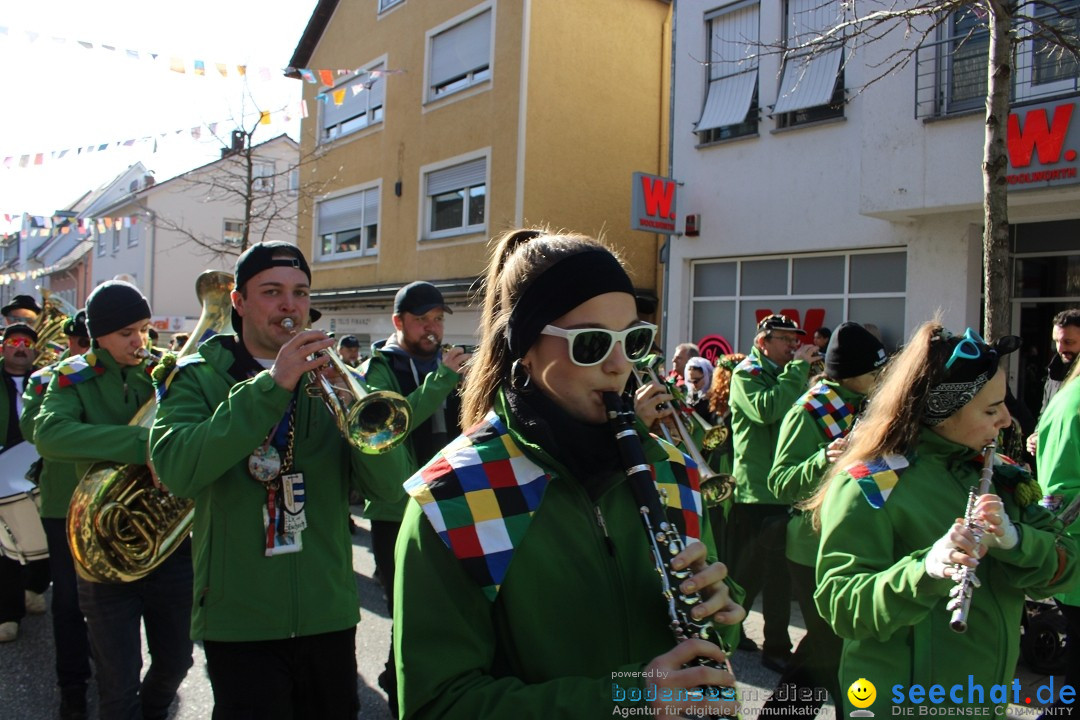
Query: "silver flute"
946 442 996 633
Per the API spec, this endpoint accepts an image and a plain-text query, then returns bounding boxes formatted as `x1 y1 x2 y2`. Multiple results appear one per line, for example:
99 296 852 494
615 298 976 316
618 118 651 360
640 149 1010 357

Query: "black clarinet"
602 392 734 697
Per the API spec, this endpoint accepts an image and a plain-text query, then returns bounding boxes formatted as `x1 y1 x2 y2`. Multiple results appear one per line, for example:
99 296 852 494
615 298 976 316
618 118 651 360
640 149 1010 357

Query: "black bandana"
506 250 634 360
922 329 1020 426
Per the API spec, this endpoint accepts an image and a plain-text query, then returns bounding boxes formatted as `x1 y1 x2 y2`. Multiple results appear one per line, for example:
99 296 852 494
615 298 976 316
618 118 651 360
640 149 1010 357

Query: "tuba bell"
67 271 234 582
32 289 79 369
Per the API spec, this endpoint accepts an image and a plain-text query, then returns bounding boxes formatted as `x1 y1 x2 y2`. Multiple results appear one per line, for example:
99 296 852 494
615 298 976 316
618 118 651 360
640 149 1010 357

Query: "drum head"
0 442 40 498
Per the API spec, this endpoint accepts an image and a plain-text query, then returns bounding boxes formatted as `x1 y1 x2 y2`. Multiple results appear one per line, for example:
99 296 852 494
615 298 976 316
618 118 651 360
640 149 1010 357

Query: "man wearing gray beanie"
36 280 194 720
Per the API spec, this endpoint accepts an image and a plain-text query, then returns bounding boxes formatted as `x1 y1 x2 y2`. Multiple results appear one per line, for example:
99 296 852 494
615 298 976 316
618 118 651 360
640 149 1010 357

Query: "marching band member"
761 322 886 714
810 321 1079 715
394 228 743 719
36 282 194 720
20 311 93 719
149 242 406 720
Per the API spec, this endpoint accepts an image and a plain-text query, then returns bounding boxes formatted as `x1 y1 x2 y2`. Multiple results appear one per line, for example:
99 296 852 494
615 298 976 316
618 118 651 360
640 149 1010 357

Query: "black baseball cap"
337 335 361 349
394 281 452 316
232 242 312 332
2 323 38 343
2 294 41 317
757 313 807 336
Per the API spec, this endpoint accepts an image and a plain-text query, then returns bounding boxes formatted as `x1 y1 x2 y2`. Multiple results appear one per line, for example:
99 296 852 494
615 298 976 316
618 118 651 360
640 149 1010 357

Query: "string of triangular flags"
2 102 304 172
3 213 141 239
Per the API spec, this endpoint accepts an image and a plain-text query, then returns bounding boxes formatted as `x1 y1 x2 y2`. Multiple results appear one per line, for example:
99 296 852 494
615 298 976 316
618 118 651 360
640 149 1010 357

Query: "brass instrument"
946 442 996 633
68 270 234 583
635 363 735 507
282 318 411 454
32 289 79 369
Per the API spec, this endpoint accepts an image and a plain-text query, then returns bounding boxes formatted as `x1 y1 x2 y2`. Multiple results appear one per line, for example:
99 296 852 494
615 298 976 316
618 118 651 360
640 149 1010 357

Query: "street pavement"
0 512 1069 719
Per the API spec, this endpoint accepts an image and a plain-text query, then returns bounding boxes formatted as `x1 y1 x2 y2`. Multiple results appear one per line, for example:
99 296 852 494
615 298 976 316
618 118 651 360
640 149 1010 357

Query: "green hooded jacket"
729 346 810 504
815 428 1079 716
359 343 461 522
1035 375 1080 606
149 334 407 642
20 354 81 518
394 391 742 719
768 379 864 567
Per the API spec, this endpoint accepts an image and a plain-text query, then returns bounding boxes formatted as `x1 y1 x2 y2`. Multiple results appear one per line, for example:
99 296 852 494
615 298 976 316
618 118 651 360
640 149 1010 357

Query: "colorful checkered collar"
404 407 705 601
847 454 910 508
801 380 861 441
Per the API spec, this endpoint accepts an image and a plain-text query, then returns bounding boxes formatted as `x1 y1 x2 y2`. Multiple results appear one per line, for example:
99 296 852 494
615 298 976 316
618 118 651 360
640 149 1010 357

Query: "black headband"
922 330 1019 426
506 250 635 359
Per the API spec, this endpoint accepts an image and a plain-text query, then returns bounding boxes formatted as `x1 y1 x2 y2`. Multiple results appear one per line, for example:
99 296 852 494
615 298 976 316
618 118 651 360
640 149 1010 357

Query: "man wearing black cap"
18 310 94 718
728 313 820 670
1 294 41 325
337 335 361 367
36 281 194 720
360 279 470 713
0 323 51 647
149 242 406 719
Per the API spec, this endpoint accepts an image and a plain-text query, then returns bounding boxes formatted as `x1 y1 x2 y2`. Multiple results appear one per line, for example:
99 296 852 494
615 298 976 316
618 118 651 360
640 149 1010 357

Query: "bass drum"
0 441 48 564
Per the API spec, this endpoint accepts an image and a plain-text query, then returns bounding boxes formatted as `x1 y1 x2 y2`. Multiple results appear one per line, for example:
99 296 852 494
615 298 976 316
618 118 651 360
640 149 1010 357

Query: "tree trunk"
982 0 1013 344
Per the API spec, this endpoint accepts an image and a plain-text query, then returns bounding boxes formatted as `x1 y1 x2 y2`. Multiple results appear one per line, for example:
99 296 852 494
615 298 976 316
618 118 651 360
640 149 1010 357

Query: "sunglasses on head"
4 336 33 348
945 328 987 369
540 323 657 367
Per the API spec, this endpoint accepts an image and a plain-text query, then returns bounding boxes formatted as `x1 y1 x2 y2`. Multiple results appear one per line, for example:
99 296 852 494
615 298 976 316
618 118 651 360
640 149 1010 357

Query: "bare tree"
742 0 1079 342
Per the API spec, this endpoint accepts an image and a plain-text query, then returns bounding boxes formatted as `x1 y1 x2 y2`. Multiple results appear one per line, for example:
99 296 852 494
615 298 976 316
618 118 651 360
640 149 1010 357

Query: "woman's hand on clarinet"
673 541 747 626
645 639 739 718
634 381 676 438
974 494 1019 550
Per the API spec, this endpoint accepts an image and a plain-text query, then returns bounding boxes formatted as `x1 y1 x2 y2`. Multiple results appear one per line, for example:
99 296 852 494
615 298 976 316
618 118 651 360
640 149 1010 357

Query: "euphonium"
32 289 79 369
281 318 410 454
67 270 234 583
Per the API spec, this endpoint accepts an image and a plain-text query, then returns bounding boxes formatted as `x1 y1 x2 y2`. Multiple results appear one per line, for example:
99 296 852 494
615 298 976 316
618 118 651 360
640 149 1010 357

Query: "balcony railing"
915 22 1080 119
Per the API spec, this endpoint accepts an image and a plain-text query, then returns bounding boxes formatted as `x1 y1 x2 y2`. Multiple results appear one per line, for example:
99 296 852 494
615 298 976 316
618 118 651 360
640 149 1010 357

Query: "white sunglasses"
539 323 657 367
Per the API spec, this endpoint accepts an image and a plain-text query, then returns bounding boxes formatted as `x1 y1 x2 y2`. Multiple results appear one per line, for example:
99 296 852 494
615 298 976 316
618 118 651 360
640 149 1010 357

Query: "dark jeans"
43 517 92 688
203 627 359 720
761 561 844 717
728 503 792 656
77 538 194 720
370 519 402 712
0 554 51 623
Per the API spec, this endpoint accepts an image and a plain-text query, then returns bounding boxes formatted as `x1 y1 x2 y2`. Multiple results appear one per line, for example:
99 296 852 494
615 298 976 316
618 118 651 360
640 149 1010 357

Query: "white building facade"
670 0 1080 412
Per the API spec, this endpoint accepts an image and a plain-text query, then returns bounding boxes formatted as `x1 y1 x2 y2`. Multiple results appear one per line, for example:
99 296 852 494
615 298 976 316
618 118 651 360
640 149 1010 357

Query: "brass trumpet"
635 363 735 507
282 318 411 454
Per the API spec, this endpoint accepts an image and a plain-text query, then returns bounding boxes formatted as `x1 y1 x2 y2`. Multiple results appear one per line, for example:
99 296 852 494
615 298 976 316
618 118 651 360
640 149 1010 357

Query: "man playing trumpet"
149 242 408 719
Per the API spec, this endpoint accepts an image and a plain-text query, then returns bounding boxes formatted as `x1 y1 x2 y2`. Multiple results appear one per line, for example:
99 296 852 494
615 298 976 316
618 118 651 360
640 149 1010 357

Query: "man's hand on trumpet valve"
270 329 334 392
441 345 471 374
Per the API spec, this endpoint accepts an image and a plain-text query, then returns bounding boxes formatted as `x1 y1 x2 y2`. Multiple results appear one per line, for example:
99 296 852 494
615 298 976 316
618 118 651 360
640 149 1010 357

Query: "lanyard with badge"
248 397 307 556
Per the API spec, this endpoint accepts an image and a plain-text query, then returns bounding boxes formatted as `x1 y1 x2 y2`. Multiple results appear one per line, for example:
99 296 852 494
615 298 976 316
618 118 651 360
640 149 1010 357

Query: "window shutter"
430 11 492 87
318 191 369 235
426 158 486 197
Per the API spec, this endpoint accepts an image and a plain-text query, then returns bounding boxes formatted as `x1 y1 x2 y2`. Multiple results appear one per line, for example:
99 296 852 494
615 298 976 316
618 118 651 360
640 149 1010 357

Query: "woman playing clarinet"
393 228 743 719
808 320 1079 716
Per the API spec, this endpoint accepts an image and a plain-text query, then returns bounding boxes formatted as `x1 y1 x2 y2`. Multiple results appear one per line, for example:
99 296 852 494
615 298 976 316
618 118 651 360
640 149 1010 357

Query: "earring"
509 358 532 391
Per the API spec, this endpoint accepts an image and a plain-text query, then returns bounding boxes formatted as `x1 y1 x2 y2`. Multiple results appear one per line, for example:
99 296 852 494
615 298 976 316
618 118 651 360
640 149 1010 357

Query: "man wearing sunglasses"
728 314 819 671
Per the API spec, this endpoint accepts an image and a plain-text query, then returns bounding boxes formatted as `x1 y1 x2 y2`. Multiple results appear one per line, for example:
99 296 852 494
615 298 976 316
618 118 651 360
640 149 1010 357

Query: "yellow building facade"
290 0 671 344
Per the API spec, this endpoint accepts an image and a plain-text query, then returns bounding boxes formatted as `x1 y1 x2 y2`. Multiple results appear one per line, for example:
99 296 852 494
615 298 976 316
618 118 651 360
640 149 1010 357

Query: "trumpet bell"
699 473 735 508
346 390 411 454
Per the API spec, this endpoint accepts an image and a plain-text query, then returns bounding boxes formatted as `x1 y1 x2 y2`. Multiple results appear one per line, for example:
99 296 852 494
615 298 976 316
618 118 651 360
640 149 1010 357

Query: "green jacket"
768 379 863 567
730 346 810 504
1035 376 1080 606
815 429 1079 715
35 348 154 480
359 344 461 522
20 355 81 518
394 392 741 720
149 334 407 642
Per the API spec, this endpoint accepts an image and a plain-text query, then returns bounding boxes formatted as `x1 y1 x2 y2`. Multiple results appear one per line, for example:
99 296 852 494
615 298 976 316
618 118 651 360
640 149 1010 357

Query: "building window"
111 228 120 253
253 161 275 192
288 168 300 193
423 157 487 239
774 0 845 126
320 63 386 144
127 225 138 247
317 187 379 259
223 220 246 247
690 250 906 353
1017 0 1080 100
97 231 106 257
698 2 760 144
428 7 492 101
379 0 404 12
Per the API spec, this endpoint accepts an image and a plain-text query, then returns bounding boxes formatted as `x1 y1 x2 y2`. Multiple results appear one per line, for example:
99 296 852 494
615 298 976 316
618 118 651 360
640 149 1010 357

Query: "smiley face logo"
848 678 877 709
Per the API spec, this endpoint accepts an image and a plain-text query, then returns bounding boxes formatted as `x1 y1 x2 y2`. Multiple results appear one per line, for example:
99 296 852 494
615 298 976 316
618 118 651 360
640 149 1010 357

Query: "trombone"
634 360 735 507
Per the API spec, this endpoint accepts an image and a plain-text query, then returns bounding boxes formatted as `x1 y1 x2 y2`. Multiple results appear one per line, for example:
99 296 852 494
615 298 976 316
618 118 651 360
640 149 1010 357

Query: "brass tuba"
281 318 411 453
32 289 79 369
67 271 234 582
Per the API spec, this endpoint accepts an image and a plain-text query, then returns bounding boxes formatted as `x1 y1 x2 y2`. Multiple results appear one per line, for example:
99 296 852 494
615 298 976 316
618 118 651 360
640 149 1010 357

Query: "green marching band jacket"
729 346 810 505
1035 375 1080 607
768 379 864 568
35 348 155 481
20 351 82 519
148 334 407 642
393 390 742 719
815 428 1079 715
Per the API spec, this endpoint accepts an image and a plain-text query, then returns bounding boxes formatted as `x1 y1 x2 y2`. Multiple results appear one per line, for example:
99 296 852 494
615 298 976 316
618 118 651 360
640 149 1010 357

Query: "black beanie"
825 322 888 379
85 281 152 339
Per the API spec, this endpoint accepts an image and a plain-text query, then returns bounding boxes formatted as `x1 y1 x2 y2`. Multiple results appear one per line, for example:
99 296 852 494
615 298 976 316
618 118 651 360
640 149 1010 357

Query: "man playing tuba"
149 242 408 719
